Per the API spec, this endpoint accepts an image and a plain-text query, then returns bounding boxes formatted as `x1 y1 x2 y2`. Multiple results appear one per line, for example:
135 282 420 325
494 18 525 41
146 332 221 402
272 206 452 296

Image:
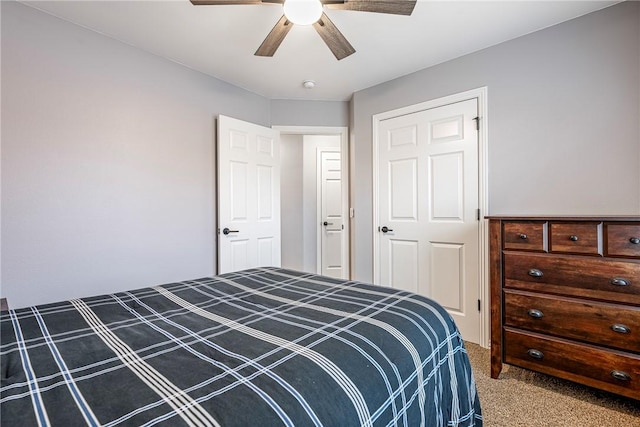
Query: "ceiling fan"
190 0 417 60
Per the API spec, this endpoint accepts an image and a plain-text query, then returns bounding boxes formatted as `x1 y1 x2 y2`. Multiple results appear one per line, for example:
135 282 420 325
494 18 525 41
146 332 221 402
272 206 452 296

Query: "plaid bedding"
1 267 482 426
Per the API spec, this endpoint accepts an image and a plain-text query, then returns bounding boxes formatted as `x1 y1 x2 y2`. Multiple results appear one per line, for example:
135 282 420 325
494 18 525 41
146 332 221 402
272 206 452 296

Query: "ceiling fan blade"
313 12 355 60
324 0 416 16
190 0 282 5
191 0 261 4
255 15 293 57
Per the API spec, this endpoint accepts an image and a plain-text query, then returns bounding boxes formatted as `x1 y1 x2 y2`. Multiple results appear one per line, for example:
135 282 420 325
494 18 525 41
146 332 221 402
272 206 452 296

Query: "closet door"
376 98 481 343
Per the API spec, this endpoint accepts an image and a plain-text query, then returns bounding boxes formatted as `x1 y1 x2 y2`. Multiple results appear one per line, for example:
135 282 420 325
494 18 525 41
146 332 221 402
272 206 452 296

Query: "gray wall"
280 134 304 271
1 2 271 307
271 100 350 127
350 1 640 281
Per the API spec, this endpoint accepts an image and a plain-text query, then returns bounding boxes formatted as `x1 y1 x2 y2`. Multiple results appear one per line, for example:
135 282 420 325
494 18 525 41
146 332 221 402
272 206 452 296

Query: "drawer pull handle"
611 370 631 382
528 269 544 278
630 237 640 244
519 233 528 240
611 324 630 334
527 309 544 319
610 277 630 287
569 235 579 241
527 349 544 360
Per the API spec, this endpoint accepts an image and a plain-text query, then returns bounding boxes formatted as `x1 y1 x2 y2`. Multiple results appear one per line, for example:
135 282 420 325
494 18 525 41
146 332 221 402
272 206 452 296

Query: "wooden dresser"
488 216 640 399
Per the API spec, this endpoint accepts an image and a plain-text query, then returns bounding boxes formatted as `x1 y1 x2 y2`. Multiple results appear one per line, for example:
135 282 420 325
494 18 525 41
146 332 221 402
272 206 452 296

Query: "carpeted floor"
465 342 640 426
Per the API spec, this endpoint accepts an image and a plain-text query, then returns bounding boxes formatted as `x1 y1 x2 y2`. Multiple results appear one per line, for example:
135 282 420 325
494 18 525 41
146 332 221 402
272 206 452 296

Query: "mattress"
1 267 482 426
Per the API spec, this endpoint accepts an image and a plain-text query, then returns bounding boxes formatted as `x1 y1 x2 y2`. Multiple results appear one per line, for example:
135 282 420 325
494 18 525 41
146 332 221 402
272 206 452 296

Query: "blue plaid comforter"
1 267 482 426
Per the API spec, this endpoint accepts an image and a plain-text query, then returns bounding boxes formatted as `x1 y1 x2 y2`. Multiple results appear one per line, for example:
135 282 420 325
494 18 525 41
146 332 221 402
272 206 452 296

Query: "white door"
217 115 281 274
377 99 480 343
318 150 343 278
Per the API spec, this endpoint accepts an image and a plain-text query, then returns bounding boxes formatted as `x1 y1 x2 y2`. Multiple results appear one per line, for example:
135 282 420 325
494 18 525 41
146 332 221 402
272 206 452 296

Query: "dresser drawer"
503 252 640 305
605 223 640 258
504 290 640 352
503 221 546 252
550 222 601 255
504 328 640 399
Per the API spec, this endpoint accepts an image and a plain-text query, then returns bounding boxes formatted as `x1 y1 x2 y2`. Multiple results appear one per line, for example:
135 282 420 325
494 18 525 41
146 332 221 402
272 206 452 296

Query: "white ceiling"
22 0 619 101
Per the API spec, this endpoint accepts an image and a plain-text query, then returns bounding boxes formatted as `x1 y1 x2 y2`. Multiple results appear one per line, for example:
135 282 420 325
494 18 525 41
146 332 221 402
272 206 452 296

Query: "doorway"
276 127 350 279
372 88 489 347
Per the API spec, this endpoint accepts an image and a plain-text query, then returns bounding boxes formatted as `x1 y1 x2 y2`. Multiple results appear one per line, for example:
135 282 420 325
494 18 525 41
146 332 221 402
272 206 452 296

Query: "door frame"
371 87 490 347
273 126 350 279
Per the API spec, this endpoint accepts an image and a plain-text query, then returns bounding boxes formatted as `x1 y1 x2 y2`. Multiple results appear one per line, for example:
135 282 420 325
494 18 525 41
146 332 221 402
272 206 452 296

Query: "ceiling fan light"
283 0 323 26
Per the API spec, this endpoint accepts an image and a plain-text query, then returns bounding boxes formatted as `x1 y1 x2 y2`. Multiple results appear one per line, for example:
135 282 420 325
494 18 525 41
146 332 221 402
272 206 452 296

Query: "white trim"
273 126 351 280
371 87 490 348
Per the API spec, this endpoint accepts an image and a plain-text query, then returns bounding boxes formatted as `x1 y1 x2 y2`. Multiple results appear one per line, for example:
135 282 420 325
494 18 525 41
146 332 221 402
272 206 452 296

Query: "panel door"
320 151 343 278
378 113 426 295
377 99 480 343
217 115 281 274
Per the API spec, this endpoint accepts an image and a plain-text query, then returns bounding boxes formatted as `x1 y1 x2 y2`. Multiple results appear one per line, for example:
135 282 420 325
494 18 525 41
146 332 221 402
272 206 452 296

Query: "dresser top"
485 215 640 221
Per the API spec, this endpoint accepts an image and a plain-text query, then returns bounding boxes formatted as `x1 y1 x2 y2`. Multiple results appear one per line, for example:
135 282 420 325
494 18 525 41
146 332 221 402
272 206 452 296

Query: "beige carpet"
465 342 640 426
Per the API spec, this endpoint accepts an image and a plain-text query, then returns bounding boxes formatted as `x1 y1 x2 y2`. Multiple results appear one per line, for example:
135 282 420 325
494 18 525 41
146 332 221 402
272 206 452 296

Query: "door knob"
380 226 393 233
323 221 334 226
222 227 239 235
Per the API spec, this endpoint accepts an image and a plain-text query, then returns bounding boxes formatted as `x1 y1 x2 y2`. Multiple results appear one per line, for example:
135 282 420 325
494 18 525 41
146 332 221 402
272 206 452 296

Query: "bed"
1 267 482 426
